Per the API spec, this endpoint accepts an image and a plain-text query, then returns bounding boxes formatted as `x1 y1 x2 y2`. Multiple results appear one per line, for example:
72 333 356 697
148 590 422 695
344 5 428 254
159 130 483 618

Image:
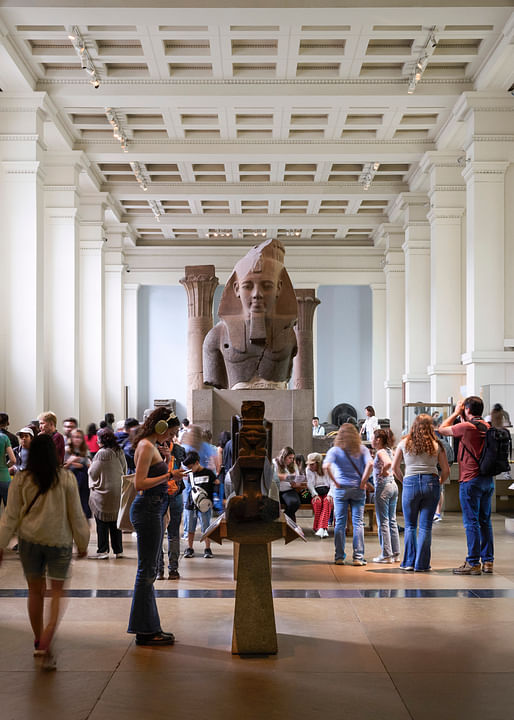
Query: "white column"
453 93 514 397
370 282 387 417
123 283 140 419
462 161 510 391
421 152 467 403
104 225 126 423
377 225 405 437
391 194 431 402
0 105 45 428
79 200 105 427
44 159 81 421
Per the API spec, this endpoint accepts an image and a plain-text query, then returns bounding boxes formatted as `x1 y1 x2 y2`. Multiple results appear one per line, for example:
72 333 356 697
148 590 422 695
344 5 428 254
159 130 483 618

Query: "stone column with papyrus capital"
180 265 219 416
292 289 320 390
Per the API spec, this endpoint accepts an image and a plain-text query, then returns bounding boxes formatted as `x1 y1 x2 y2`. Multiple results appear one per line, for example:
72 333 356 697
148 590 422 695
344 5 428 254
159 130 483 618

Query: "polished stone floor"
1 512 514 720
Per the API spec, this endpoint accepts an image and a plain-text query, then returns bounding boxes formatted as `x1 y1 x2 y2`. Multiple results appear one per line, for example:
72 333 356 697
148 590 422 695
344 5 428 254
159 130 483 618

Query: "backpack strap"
458 420 486 469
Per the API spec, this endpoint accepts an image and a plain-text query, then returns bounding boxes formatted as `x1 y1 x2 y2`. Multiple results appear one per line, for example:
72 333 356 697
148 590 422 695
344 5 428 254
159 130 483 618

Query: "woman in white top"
371 429 400 563
361 405 380 442
0 434 90 670
306 452 332 537
273 446 301 522
392 414 449 572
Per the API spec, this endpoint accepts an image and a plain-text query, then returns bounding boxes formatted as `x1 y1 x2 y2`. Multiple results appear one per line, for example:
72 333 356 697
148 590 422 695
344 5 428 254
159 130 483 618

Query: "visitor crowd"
0 397 510 662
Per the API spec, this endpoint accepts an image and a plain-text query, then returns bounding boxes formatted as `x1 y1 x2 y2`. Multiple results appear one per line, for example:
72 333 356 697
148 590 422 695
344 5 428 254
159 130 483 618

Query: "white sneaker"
314 528 324 537
323 529 329 537
372 556 394 564
88 552 109 559
508 482 514 491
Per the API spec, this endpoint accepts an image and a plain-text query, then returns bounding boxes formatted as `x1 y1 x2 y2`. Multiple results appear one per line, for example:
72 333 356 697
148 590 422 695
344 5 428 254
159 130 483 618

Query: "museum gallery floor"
1 513 514 720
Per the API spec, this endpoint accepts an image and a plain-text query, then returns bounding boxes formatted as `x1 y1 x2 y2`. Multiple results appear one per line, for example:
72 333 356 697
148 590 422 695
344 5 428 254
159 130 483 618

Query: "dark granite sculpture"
203 238 298 390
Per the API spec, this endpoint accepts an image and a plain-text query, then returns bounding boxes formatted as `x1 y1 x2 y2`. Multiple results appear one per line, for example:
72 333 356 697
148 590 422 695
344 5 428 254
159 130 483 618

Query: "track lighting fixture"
105 108 129 152
407 28 438 95
359 162 380 190
130 162 150 191
149 200 165 219
68 26 101 88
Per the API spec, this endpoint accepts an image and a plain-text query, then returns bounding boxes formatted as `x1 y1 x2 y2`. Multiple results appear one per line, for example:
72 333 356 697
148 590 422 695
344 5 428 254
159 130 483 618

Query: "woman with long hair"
127 407 184 646
88 428 126 559
392 414 450 572
371 428 400 563
306 452 332 537
0 434 90 669
273 446 301 522
64 429 91 519
323 424 373 565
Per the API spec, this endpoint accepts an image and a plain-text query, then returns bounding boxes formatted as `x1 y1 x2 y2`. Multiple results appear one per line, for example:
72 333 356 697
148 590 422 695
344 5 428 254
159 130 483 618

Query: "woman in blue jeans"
127 408 185 646
324 424 373 566
371 428 400 563
392 414 449 572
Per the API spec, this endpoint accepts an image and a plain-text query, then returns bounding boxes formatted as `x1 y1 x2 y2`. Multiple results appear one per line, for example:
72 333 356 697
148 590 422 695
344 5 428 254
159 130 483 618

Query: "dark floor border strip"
1 588 514 598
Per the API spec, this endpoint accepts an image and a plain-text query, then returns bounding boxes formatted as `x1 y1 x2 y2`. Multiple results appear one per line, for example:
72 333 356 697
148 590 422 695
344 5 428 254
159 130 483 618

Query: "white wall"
137 286 188 420
315 285 372 424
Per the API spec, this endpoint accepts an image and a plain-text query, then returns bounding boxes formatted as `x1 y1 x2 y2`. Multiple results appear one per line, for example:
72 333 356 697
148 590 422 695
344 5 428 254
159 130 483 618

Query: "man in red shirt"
38 411 65 465
439 396 494 575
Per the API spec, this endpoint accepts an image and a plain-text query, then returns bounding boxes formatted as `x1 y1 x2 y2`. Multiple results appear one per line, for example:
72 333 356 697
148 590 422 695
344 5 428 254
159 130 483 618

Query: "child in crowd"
183 451 216 559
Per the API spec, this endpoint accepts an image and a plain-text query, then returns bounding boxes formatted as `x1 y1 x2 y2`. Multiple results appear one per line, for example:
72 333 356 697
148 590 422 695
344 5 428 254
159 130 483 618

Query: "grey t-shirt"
399 439 439 476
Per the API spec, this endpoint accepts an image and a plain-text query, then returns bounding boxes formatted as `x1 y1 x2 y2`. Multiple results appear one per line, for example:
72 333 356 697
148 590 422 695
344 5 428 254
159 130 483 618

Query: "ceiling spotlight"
130 162 150 191
68 26 101 89
359 162 380 190
406 27 438 95
105 107 129 152
149 200 165 219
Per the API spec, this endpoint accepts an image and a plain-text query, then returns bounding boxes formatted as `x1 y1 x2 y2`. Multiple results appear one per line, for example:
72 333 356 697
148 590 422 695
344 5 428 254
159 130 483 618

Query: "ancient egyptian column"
292 289 320 390
180 265 219 415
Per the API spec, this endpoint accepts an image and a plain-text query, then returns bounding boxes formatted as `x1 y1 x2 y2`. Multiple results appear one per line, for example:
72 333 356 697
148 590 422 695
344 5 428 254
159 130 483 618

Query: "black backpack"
461 420 512 477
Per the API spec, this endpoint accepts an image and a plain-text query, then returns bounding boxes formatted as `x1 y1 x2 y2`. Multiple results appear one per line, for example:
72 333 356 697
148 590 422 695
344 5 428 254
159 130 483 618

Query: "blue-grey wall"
137 286 189 420
315 285 372 425
137 283 371 426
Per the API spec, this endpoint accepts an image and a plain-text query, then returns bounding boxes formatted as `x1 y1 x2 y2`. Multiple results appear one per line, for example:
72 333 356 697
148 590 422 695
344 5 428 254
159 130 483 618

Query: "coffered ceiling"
1 3 513 250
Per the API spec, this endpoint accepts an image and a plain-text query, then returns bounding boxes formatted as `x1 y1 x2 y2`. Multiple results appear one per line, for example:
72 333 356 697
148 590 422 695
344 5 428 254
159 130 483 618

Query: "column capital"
462 160 509 183
389 192 429 227
180 265 219 319
373 223 403 250
1 160 45 183
370 282 386 293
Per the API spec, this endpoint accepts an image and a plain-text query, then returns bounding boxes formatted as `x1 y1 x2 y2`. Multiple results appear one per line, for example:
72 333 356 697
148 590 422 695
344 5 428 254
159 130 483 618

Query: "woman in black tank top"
127 408 184 646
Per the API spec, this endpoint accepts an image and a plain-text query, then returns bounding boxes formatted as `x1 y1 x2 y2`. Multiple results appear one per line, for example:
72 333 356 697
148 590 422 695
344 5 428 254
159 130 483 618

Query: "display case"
402 402 453 436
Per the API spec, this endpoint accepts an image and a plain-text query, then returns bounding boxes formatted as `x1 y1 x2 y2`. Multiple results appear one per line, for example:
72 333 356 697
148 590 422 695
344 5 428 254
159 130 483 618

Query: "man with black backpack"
439 396 510 575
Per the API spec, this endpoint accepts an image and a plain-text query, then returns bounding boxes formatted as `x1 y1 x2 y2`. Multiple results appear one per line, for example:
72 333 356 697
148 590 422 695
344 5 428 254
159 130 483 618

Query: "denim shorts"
18 538 73 581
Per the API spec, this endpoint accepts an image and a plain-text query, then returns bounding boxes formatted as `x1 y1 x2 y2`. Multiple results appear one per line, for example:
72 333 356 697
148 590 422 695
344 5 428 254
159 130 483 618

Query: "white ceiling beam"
108 183 406 198
123 213 384 227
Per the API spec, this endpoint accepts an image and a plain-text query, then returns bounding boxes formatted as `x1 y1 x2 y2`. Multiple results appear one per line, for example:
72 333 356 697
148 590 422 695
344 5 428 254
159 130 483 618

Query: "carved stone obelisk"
180 265 218 416
292 289 320 390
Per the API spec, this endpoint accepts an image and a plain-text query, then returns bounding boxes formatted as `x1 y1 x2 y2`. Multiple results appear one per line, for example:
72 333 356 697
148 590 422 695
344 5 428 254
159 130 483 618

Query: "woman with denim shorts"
392 414 450 572
0 434 90 670
127 407 186 647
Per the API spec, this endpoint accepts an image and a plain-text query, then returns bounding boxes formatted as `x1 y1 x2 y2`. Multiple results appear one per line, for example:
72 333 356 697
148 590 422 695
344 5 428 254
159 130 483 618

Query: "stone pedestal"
192 388 314 458
292 289 320 390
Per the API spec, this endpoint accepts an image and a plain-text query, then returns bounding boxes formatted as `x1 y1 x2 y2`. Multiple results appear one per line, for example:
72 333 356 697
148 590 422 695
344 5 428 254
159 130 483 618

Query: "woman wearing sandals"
0 434 90 670
127 407 186 646
392 414 450 572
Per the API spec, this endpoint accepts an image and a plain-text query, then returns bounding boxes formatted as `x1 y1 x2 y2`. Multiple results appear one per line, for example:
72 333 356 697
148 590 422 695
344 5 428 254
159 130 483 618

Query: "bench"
295 501 377 535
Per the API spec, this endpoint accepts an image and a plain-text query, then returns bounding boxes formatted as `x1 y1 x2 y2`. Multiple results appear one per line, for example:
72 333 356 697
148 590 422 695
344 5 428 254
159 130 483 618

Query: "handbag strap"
345 451 363 479
23 489 42 518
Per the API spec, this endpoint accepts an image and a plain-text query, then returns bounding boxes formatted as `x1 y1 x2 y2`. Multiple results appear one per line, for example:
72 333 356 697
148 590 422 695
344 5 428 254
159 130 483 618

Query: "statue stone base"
192 388 314 458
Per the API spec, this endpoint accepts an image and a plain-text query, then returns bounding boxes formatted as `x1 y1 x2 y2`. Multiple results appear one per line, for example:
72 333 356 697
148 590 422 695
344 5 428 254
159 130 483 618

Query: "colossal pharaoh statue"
203 238 298 390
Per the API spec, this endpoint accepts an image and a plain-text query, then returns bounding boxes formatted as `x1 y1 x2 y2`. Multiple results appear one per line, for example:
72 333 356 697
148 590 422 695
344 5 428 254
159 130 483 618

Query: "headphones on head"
154 412 177 435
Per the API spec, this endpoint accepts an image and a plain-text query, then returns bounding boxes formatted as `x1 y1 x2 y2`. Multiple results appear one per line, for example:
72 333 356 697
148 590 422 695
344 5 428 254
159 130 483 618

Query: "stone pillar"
0 104 45 428
292 289 320 390
123 282 140 419
462 161 510 391
180 265 219 417
392 194 431 402
79 198 106 427
421 152 467 403
44 157 81 421
452 92 514 395
377 225 405 437
104 225 126 423
370 283 387 417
